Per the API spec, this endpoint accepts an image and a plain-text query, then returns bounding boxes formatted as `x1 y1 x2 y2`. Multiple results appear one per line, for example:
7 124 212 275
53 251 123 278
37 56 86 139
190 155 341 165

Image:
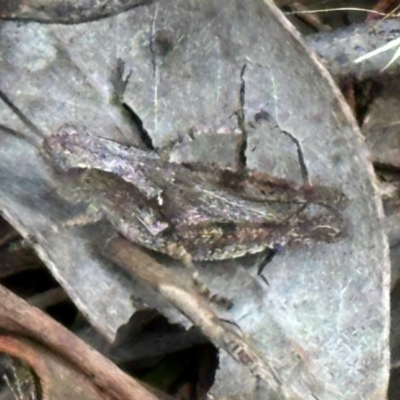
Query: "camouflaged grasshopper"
0 78 347 307
40 126 346 267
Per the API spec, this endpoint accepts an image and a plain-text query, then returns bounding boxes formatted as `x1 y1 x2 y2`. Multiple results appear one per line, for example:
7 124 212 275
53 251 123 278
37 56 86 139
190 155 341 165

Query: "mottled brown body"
43 127 346 266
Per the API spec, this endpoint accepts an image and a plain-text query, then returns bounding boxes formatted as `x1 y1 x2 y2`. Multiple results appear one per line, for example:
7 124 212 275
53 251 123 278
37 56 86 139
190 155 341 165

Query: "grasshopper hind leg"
191 269 234 310
173 246 233 310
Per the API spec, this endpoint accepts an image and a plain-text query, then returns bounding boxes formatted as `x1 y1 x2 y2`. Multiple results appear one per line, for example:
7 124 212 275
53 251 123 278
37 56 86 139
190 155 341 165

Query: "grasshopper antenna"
0 88 44 148
0 123 40 149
